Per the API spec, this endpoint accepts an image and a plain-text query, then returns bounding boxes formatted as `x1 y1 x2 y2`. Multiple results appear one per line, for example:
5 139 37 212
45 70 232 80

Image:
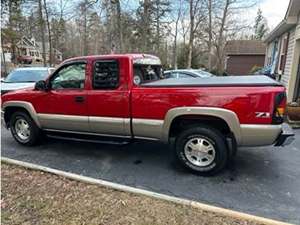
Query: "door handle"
75 96 85 103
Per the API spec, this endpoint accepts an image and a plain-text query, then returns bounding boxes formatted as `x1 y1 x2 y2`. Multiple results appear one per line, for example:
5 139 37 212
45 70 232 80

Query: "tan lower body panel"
38 114 131 136
89 117 131 136
240 124 282 146
38 114 90 132
132 119 164 140
37 113 282 146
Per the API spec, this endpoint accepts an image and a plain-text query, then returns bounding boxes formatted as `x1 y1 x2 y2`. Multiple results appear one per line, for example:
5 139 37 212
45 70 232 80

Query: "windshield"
4 69 49 83
133 64 164 85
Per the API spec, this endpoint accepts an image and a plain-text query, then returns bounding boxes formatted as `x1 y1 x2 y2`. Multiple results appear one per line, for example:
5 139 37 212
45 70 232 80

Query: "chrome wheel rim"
15 118 30 141
184 137 216 167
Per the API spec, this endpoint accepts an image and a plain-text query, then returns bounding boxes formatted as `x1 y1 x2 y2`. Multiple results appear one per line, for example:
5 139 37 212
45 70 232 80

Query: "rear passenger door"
87 59 131 137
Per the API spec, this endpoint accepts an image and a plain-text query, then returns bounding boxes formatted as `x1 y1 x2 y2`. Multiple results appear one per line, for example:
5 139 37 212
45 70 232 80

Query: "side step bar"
45 130 132 146
46 134 131 145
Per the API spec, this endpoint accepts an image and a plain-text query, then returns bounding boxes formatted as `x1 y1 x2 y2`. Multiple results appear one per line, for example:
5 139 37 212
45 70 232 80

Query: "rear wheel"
174 126 228 176
10 111 41 146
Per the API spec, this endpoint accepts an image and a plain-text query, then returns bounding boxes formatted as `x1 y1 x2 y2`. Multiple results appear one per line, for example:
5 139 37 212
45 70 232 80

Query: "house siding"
264 0 300 102
282 27 296 88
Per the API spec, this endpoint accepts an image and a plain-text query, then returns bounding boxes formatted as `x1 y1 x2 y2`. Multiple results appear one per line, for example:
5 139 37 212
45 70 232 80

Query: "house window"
21 49 26 55
279 34 289 72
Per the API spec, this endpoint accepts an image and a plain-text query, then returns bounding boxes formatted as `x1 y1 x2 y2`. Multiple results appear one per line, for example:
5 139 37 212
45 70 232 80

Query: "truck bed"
141 75 282 87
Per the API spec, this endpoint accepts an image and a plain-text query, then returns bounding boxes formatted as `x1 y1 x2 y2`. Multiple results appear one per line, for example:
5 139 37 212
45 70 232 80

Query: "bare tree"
115 0 123 52
38 0 46 66
1 0 257 68
187 0 205 68
43 0 52 65
141 0 151 52
170 0 183 69
215 0 229 74
187 0 194 68
82 0 89 55
199 0 258 74
207 0 212 71
106 0 123 53
1 0 24 64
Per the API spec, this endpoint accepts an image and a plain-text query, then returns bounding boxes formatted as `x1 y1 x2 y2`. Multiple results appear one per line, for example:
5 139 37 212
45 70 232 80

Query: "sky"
248 0 290 29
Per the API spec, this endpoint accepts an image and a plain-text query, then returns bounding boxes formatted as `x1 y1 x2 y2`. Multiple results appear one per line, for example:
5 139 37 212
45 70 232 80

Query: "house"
35 40 63 63
224 40 266 75
1 41 12 63
2 36 63 65
264 0 300 102
17 36 43 63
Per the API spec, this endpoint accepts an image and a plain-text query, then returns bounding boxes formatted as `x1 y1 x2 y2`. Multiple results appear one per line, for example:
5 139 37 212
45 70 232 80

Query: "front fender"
2 101 41 128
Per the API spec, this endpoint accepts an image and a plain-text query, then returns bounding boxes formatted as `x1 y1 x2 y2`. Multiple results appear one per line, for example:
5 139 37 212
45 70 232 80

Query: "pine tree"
253 9 268 40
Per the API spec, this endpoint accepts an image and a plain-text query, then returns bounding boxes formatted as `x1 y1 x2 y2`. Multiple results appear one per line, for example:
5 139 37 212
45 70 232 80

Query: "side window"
51 63 86 89
93 60 119 89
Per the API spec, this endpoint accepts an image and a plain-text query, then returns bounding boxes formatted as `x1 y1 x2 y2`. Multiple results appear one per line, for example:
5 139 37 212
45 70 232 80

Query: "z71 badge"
255 112 271 118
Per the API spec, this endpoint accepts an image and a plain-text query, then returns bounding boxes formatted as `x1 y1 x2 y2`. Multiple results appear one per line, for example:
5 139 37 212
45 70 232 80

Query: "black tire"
174 126 228 176
10 111 41 146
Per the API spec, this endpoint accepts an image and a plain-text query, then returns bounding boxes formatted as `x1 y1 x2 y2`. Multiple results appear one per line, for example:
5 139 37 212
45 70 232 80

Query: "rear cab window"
92 60 119 89
132 56 164 86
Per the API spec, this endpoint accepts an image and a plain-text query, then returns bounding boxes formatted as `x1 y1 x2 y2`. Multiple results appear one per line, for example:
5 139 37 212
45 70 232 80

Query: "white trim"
1 157 291 225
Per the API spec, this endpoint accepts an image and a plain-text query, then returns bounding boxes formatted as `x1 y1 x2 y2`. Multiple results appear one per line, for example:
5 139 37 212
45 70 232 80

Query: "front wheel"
174 126 228 176
10 111 41 146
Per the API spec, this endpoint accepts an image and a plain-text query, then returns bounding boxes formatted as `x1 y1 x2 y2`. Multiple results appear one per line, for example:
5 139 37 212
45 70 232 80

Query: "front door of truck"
87 59 131 137
36 61 89 132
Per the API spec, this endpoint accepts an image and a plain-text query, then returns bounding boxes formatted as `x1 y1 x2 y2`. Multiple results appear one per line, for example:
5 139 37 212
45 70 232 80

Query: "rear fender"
162 107 242 144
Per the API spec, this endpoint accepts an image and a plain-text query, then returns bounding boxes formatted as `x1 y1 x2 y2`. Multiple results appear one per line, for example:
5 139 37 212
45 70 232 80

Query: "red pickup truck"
1 54 294 175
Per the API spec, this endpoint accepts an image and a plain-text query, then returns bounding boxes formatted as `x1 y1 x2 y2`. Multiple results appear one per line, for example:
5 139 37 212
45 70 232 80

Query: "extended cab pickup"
1 54 295 175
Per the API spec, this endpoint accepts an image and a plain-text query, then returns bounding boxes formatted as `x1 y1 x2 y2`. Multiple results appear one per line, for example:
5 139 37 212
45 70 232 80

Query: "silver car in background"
164 69 214 79
1 67 54 95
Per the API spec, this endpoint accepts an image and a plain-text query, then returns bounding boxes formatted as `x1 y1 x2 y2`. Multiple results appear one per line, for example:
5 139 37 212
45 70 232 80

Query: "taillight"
272 92 286 124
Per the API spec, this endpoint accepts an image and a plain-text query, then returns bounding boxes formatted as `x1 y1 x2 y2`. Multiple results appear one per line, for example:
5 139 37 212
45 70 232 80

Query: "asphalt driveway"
1 126 300 224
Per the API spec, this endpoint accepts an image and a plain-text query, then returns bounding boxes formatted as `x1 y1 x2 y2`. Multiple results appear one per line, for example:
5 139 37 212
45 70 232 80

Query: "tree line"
1 0 268 74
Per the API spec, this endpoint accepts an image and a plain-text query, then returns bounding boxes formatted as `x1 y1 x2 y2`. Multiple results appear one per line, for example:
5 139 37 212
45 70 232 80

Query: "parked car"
164 69 213 79
17 55 33 64
1 54 294 175
1 67 54 95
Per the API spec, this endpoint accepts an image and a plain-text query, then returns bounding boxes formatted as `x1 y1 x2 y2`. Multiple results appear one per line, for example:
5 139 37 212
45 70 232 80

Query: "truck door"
87 58 131 137
36 61 89 132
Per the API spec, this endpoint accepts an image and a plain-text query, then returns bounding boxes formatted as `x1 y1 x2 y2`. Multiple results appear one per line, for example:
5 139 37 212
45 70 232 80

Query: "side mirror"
35 80 47 91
